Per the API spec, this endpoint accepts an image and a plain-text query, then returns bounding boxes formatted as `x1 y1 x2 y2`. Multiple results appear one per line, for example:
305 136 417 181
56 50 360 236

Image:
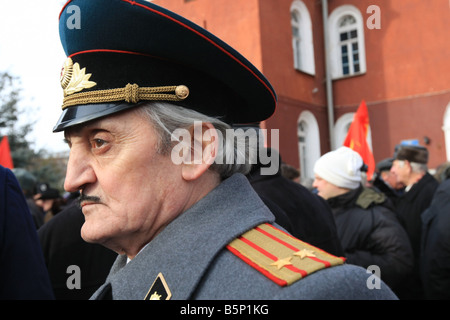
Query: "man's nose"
64 148 96 193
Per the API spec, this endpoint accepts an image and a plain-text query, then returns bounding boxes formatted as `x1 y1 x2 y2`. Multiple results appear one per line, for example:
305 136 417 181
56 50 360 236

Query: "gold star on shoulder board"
294 249 316 259
270 257 293 270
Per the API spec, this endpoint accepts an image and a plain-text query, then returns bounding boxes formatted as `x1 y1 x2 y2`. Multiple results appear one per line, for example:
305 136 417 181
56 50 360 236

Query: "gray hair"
410 161 427 174
396 160 427 174
133 102 256 179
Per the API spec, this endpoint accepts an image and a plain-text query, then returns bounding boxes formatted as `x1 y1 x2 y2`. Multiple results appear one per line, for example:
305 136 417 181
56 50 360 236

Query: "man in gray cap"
54 0 397 300
371 157 404 205
390 145 438 299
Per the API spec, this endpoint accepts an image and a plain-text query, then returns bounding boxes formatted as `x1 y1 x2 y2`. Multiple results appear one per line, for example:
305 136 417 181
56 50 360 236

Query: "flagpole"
322 0 335 150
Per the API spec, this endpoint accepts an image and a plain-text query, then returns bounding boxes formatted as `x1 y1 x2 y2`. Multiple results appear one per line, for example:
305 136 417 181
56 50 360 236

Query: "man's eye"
91 138 106 148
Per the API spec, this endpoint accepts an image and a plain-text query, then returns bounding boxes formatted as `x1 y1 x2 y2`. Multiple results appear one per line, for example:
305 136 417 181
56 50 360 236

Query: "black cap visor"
53 102 145 132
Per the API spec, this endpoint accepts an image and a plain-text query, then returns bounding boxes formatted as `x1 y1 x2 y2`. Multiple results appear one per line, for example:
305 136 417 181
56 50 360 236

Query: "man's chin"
80 222 106 244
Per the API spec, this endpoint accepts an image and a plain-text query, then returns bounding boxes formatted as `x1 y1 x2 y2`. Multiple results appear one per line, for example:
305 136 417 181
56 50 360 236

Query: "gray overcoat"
91 174 397 300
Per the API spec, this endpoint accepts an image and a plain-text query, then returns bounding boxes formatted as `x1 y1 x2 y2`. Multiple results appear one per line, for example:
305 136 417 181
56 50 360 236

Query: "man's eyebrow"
63 121 96 140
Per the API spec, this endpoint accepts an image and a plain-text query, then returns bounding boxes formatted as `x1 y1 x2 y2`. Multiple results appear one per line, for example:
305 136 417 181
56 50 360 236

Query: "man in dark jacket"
313 147 414 294
38 203 118 299
390 145 439 299
420 177 450 299
247 148 344 257
0 165 54 299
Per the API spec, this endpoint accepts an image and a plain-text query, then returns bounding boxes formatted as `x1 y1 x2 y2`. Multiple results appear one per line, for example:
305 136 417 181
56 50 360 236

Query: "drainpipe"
322 0 335 150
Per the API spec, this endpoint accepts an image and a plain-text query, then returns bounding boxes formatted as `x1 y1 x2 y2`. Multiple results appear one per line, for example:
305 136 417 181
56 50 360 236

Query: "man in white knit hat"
313 146 364 200
312 147 413 295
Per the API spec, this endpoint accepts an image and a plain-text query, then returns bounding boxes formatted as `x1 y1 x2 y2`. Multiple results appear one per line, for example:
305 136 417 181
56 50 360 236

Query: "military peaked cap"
53 0 277 132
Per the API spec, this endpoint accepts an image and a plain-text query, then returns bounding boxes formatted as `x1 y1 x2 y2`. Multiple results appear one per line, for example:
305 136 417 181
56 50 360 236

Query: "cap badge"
60 57 97 96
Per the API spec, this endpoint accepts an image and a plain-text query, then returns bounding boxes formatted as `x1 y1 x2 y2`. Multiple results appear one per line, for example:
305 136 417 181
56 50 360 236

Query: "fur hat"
395 145 428 164
314 147 363 189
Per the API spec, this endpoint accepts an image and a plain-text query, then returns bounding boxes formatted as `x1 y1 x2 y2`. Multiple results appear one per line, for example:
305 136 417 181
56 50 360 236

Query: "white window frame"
328 5 366 79
442 101 450 161
290 0 315 75
297 111 320 185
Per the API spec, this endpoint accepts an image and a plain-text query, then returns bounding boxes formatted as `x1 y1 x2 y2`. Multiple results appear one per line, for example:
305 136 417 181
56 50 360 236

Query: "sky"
0 1 68 153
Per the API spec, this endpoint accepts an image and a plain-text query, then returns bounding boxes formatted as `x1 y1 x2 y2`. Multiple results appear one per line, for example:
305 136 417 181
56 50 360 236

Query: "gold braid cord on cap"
62 83 190 110
60 57 189 110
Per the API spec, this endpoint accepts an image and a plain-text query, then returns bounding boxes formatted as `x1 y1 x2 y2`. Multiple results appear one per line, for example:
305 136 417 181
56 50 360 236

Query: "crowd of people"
0 0 448 301
311 144 449 299
1 141 448 300
11 168 72 229
244 142 450 300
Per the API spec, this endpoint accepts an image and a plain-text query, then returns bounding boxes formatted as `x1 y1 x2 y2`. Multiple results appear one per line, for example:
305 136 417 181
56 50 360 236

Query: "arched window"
297 111 320 186
328 5 366 79
334 112 373 150
290 1 315 75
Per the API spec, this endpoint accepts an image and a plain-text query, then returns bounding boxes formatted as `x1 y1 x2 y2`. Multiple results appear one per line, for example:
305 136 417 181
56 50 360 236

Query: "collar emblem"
144 272 172 300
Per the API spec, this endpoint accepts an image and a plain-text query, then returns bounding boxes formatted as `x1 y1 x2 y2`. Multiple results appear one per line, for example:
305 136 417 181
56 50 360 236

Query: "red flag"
0 136 14 169
343 100 375 180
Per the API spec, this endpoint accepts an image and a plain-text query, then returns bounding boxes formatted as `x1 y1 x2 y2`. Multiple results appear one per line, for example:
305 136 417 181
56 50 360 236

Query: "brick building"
152 0 450 184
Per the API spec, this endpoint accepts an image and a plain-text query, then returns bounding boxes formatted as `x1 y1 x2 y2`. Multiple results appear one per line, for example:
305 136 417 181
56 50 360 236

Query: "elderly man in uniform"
54 0 396 300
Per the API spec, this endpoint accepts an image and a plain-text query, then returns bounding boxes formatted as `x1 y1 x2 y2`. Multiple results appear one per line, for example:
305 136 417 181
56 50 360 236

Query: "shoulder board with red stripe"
226 223 346 287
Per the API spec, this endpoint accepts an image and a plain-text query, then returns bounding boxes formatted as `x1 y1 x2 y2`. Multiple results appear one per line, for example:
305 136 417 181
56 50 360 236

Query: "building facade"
152 0 450 184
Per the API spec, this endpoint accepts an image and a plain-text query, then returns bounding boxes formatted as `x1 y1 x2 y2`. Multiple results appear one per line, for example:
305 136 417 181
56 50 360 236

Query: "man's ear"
181 121 219 181
404 160 413 174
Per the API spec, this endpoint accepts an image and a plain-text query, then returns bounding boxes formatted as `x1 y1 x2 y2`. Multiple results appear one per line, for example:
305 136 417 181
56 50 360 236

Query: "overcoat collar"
92 173 274 299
